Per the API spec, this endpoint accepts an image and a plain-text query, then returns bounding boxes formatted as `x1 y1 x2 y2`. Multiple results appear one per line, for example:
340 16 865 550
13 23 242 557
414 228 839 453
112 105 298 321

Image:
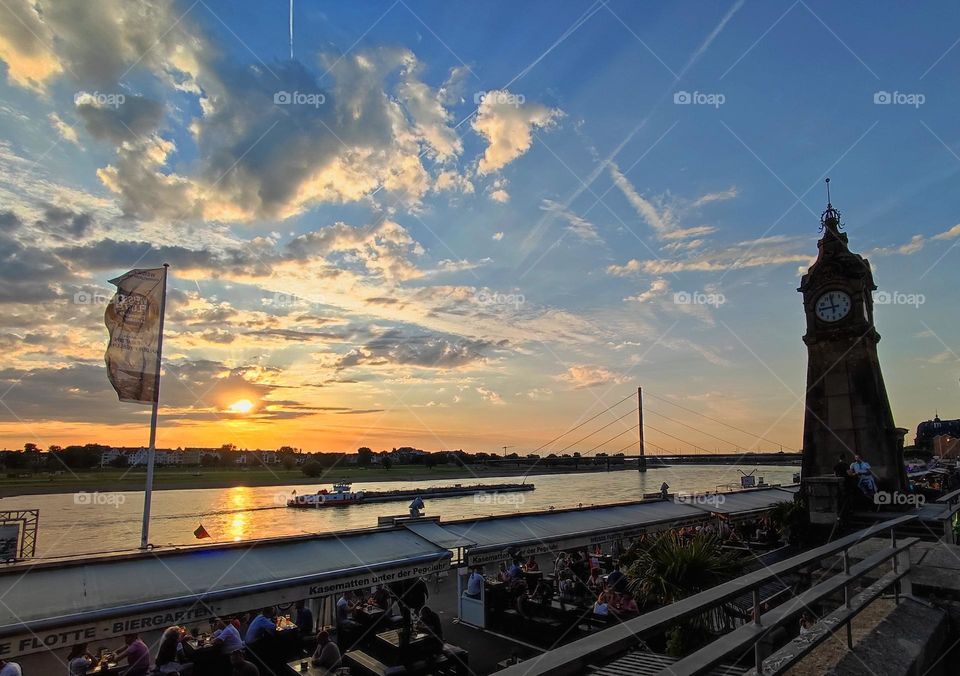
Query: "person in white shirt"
0 659 22 676
212 618 244 655
850 454 877 495
465 566 484 599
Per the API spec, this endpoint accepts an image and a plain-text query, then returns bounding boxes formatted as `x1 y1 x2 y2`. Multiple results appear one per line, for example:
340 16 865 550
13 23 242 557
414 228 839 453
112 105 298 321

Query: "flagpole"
140 263 169 550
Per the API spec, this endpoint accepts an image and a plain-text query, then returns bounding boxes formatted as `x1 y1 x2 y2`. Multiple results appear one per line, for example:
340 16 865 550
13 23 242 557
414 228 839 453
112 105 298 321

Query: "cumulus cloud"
475 386 504 404
472 90 562 174
556 365 629 389
625 277 669 303
0 0 62 90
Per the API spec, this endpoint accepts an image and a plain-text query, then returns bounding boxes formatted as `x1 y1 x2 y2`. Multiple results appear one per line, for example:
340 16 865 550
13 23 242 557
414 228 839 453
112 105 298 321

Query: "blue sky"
0 0 957 453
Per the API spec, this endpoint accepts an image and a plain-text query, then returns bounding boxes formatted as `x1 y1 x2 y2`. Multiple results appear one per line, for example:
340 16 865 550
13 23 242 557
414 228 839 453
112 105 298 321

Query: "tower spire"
820 177 842 233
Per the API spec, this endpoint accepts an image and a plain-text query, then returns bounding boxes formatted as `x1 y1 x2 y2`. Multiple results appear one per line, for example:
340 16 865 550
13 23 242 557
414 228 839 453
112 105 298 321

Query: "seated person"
244 607 278 644
0 659 21 676
155 627 189 673
558 574 578 603
593 592 610 616
294 600 314 635
606 562 627 595
523 556 539 572
417 606 444 652
372 584 392 610
229 650 259 676
311 631 341 670
507 558 523 581
465 566 484 599
615 592 639 615
335 591 359 629
212 618 244 655
497 562 510 583
114 633 150 676
67 644 95 676
586 569 603 596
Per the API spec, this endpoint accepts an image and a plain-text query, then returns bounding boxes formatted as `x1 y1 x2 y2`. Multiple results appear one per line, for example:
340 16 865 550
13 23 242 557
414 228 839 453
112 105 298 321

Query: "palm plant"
626 530 745 656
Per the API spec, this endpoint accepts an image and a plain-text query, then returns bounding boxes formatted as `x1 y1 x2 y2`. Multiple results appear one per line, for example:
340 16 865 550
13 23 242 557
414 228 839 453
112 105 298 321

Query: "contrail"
289 0 294 60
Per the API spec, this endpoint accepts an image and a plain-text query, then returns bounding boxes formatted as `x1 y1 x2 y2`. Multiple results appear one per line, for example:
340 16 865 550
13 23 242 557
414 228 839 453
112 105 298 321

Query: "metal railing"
494 514 918 676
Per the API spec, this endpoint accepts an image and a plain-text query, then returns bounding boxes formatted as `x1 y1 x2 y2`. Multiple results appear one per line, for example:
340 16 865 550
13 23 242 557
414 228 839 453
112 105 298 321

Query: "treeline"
1 444 109 471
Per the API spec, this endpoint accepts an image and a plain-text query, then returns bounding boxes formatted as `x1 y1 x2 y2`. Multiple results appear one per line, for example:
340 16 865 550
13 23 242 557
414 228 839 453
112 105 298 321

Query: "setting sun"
226 399 254 414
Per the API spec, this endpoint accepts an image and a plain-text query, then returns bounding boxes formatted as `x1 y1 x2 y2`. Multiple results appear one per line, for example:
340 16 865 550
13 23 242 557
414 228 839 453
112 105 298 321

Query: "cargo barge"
286 481 534 508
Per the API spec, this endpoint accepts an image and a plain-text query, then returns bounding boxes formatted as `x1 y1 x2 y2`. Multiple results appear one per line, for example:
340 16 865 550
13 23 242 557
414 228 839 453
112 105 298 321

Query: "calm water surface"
2 465 797 558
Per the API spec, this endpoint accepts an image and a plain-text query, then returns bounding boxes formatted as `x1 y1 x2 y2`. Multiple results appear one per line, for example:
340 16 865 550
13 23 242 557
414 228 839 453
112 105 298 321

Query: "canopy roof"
0 527 450 656
404 486 798 562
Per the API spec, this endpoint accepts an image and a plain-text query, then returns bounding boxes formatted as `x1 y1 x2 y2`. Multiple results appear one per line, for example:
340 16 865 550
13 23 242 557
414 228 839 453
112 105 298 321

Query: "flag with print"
194 524 211 539
104 268 166 404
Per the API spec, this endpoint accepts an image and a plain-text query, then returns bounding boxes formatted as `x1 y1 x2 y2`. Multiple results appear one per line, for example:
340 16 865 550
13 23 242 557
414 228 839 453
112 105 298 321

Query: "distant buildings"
916 415 960 450
98 447 283 467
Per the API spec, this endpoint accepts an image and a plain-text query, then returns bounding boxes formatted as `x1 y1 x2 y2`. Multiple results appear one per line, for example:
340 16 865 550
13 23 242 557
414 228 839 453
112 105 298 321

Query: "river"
1 465 797 558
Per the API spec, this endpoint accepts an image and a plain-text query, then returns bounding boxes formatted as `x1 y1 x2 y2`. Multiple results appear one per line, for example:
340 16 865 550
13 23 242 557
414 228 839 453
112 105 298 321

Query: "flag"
104 268 166 404
194 524 210 539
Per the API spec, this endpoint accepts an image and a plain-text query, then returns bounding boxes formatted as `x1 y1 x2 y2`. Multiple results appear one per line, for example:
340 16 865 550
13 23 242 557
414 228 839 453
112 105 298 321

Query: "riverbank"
0 463 663 497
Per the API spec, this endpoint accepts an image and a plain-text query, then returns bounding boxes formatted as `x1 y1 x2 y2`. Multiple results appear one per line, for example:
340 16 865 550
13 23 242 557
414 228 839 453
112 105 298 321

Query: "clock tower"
798 180 906 492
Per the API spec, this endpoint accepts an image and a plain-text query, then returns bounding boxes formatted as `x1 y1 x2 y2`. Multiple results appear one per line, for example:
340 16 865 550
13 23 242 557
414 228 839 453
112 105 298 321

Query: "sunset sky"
0 1 957 454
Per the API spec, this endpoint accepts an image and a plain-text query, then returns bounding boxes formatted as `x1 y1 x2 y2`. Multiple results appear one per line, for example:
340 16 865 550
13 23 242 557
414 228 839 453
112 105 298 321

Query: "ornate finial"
820 177 843 233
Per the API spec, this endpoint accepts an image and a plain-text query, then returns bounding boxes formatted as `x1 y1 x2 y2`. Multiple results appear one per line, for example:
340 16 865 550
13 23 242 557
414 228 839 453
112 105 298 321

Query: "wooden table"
284 657 339 675
88 659 123 676
375 628 431 652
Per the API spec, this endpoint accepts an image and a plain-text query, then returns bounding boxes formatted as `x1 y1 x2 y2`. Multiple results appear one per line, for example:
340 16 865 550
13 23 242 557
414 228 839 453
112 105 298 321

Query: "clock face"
815 290 852 322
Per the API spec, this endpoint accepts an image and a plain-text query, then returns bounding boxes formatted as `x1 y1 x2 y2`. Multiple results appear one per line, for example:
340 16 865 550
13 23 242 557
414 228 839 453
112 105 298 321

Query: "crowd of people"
0 599 353 676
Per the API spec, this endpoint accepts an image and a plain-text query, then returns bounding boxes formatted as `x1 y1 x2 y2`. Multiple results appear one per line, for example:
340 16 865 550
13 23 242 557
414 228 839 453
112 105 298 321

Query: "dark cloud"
0 231 78 303
52 237 271 275
0 359 313 424
336 329 498 369
0 211 22 231
75 94 164 142
37 204 94 238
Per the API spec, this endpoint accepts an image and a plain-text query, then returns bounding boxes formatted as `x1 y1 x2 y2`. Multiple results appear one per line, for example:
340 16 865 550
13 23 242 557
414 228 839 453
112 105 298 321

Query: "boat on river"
286 481 534 508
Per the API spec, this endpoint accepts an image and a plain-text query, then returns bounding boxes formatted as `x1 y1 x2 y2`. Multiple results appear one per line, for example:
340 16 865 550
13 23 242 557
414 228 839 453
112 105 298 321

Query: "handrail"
668 537 918 675
494 514 918 676
936 487 960 504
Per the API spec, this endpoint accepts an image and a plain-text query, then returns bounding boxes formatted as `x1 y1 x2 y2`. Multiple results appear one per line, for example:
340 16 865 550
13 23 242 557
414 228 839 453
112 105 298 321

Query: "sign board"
0 525 21 562
0 556 448 659
740 475 756 488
